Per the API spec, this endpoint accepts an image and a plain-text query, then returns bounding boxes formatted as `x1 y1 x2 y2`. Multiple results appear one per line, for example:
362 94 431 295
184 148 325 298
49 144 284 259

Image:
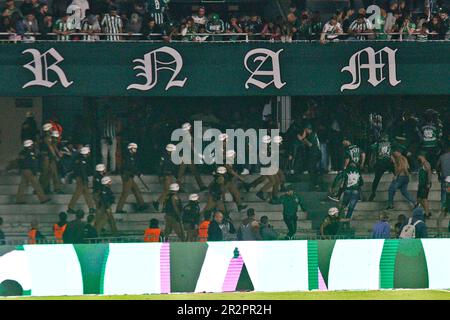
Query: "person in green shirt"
368 134 394 201
340 162 364 220
273 186 308 240
420 109 443 170
147 0 168 25
417 153 432 218
328 136 365 202
206 13 225 41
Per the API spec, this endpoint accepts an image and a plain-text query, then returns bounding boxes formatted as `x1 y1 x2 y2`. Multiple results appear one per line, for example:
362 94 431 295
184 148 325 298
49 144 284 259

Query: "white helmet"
189 193 199 201
51 131 60 138
170 183 180 192
273 135 283 144
166 144 176 152
80 147 90 155
446 176 450 183
42 123 53 132
23 140 33 148
182 122 191 131
241 168 249 175
226 150 236 159
262 135 271 144
101 176 112 185
218 133 228 142
128 143 138 150
216 166 227 174
95 164 106 172
328 207 339 217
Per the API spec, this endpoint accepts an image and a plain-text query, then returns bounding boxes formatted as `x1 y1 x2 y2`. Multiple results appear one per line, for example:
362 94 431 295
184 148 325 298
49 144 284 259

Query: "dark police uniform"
16 147 49 204
164 192 185 241
68 154 95 212
182 201 200 241
201 174 226 214
155 151 177 209
95 184 117 235
116 150 146 213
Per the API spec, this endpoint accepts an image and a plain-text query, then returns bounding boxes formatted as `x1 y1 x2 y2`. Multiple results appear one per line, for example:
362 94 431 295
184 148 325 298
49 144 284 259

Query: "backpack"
399 218 422 239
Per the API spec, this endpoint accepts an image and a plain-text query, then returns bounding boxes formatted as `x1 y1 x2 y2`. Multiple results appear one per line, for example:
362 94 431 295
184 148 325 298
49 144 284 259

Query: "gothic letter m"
340 47 401 92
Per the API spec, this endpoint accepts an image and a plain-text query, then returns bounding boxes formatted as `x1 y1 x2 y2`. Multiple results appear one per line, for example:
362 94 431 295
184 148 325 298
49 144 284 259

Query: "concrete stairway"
0 174 315 242
0 173 447 242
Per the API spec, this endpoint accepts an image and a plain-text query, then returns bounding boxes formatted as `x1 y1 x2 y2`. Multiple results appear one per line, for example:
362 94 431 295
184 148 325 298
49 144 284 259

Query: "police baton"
138 175 150 192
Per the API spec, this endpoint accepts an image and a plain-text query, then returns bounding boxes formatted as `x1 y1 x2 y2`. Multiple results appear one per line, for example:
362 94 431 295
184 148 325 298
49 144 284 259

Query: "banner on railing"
1 239 450 296
0 42 448 97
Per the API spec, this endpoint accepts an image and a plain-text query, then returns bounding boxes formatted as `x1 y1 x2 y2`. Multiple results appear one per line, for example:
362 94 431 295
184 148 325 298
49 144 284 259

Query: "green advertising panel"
1 239 450 296
0 42 448 97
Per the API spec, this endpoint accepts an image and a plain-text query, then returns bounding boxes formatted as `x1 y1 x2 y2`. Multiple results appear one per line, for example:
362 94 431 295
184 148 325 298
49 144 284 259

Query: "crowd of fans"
0 0 448 41
0 97 448 245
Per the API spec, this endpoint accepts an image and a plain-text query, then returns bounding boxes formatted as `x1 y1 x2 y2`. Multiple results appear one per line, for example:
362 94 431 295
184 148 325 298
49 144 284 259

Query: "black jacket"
18 148 40 174
122 151 140 178
63 219 86 244
73 155 92 184
99 185 115 209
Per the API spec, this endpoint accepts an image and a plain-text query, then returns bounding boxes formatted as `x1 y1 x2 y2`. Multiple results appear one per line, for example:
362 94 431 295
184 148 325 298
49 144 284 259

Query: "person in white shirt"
320 15 343 42
192 6 207 28
348 13 374 40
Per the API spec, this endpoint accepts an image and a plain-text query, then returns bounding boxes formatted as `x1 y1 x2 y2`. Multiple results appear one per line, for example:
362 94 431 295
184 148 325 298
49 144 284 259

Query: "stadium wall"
1 239 450 296
1 42 449 97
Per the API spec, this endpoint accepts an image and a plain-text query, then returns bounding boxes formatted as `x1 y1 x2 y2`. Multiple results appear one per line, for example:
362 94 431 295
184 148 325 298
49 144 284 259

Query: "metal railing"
2 232 449 246
0 31 447 43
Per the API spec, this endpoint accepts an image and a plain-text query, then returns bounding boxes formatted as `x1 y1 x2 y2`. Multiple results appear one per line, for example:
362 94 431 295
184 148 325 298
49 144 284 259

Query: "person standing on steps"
201 167 227 215
95 176 118 236
368 133 394 201
116 143 149 214
182 193 200 242
16 140 50 204
163 183 185 242
340 161 364 221
272 185 308 240
67 146 96 214
177 123 207 192
417 153 433 218
40 123 61 194
223 150 248 212
386 150 416 210
153 143 177 212
320 207 341 237
92 163 106 208
328 136 365 202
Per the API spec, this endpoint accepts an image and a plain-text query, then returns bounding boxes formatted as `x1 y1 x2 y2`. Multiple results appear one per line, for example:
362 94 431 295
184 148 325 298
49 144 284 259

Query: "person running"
153 143 177 212
340 161 364 220
272 185 308 240
368 133 394 201
328 136 365 202
417 153 433 218
16 140 50 204
67 146 96 214
201 166 227 215
387 150 415 210
182 193 200 242
177 122 207 192
163 183 185 242
223 150 248 212
116 143 148 214
95 176 118 235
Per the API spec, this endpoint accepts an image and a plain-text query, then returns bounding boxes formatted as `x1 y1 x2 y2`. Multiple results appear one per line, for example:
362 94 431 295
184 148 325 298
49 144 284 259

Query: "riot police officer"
153 143 177 212
95 176 118 235
116 143 148 213
67 146 96 214
163 183 185 242
16 140 50 204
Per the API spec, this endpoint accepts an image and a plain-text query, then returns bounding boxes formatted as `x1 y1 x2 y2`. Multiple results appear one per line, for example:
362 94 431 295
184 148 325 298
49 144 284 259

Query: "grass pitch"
2 290 450 300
